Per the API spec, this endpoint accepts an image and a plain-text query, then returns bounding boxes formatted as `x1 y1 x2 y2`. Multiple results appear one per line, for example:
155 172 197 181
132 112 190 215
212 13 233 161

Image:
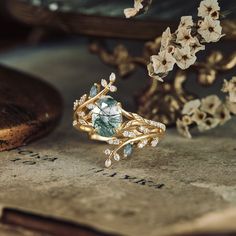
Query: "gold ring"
73 73 166 167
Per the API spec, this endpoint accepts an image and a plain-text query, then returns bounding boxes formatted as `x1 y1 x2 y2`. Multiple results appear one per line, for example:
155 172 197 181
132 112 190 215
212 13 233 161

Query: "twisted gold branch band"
73 73 166 167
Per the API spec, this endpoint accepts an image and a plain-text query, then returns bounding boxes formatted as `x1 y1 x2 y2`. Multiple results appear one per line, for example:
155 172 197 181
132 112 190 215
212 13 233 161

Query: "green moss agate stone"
91 96 122 137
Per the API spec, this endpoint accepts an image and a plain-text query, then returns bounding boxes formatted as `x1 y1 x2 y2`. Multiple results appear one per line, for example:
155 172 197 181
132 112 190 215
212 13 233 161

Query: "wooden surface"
0 65 62 151
6 0 236 40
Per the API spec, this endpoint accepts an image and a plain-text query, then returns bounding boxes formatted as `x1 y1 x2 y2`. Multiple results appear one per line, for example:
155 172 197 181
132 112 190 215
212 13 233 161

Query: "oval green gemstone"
91 96 122 137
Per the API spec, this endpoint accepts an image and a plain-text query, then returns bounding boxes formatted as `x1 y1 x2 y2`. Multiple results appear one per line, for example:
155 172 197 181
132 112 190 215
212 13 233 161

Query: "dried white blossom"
210 11 220 20
222 77 236 103
176 119 192 138
124 0 151 18
178 16 194 30
150 51 176 75
198 0 220 19
215 104 231 125
174 45 197 70
147 63 168 81
190 37 205 54
182 115 193 126
200 95 222 115
147 0 223 82
225 97 236 115
176 28 195 46
177 74 236 138
198 117 220 131
182 99 201 115
191 109 207 124
160 27 172 50
198 16 223 43
124 8 138 18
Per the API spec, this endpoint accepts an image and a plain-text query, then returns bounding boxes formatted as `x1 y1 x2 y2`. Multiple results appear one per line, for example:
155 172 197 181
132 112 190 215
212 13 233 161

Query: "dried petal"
198 117 220 131
214 104 231 125
176 119 192 138
182 99 201 115
200 95 222 115
198 0 220 19
198 17 224 43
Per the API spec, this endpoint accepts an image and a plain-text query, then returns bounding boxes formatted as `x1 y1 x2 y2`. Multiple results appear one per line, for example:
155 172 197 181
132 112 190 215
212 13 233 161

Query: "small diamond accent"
138 143 144 148
138 139 148 148
72 120 78 126
86 103 95 110
105 159 112 168
114 153 120 161
101 79 107 87
151 138 159 147
128 132 136 138
79 94 87 105
123 131 129 137
113 139 120 145
104 149 111 155
109 73 116 82
79 119 86 125
73 100 79 110
107 139 113 144
77 111 85 117
109 85 117 92
139 126 145 132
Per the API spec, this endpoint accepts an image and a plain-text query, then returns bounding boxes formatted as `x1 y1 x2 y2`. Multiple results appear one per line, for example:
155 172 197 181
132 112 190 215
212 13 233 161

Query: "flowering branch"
124 0 152 18
177 77 236 138
148 0 225 82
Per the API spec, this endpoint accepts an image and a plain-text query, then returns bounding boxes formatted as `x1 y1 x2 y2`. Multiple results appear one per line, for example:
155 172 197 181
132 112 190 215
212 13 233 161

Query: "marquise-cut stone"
124 144 133 157
89 85 98 97
92 96 122 137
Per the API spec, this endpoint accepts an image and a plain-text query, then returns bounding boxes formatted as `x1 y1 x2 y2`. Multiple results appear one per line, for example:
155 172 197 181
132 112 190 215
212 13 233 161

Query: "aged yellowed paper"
0 43 235 236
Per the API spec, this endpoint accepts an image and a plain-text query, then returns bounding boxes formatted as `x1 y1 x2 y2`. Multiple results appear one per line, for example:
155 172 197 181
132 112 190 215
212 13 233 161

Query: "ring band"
73 73 166 167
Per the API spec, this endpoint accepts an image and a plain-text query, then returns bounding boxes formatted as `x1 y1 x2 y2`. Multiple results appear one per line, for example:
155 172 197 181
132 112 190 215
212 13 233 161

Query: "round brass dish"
0 65 63 151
